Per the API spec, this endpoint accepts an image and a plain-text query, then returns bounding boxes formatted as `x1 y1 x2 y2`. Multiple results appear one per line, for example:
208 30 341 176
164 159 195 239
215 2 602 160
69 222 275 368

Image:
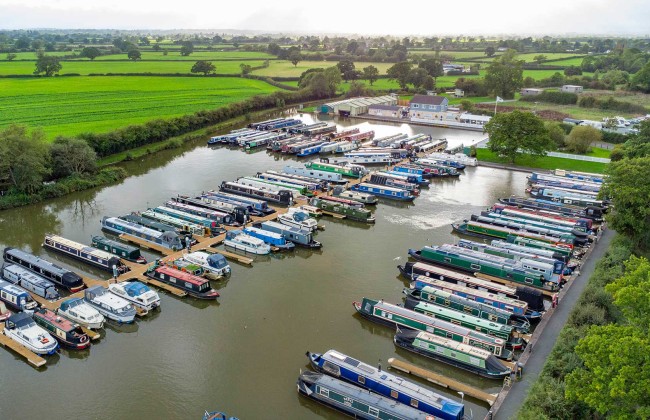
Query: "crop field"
80 51 275 60
0 76 279 137
2 51 78 59
252 60 394 77
516 53 587 62
412 50 489 59
0 59 266 75
544 57 587 66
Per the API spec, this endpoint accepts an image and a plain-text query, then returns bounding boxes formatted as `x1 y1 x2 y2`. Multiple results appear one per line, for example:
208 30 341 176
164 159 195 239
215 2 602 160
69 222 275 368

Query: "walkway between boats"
0 332 46 368
388 358 498 406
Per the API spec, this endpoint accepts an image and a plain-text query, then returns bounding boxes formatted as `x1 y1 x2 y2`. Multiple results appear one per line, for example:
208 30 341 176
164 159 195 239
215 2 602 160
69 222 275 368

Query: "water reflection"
0 205 61 252
104 320 139 334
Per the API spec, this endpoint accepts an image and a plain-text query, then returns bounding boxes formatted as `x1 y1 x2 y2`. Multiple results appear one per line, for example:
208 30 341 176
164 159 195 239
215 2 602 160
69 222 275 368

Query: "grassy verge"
517 235 633 419
476 148 608 173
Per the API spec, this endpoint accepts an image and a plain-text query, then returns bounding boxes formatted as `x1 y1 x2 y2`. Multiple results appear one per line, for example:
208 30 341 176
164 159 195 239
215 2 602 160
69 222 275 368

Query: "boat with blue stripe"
351 183 415 201
307 349 464 420
380 170 430 186
498 196 604 221
296 142 326 157
243 226 295 251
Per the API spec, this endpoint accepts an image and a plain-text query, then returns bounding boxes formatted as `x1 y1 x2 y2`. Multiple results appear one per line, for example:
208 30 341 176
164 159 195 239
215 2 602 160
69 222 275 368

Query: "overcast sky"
0 0 648 36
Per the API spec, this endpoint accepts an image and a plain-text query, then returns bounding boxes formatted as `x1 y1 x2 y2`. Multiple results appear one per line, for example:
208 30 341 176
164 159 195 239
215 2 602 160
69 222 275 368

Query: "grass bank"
475 148 608 173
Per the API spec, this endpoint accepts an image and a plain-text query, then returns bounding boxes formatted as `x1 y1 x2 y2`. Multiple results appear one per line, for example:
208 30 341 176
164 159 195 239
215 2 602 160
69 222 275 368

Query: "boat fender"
552 294 559 308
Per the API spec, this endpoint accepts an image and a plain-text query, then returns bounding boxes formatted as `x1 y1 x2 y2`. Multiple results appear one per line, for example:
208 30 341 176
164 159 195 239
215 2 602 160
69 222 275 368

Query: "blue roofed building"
409 94 449 121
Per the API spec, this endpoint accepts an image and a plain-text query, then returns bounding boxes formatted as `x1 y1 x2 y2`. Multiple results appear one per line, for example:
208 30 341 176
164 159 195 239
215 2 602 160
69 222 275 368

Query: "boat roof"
46 234 116 260
35 308 75 329
0 280 29 295
123 281 150 296
59 297 84 311
155 265 208 286
414 300 512 332
7 312 34 327
413 330 495 359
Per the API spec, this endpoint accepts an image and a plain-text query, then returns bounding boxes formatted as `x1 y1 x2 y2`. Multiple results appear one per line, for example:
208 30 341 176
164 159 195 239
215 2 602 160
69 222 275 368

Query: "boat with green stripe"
403 286 530 333
507 235 573 259
309 196 375 223
452 220 575 248
353 297 512 359
403 296 525 349
305 161 367 178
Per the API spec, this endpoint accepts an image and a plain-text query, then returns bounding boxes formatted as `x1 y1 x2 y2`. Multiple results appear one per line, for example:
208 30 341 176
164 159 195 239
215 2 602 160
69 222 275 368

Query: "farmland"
251 60 395 77
79 51 275 60
0 76 279 137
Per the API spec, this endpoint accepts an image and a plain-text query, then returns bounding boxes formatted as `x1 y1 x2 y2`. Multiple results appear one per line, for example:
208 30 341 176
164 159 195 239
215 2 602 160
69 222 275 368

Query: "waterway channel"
0 112 528 419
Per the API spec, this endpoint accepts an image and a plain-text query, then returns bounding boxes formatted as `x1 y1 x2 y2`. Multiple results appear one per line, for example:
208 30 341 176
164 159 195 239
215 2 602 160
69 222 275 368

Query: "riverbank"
476 149 608 173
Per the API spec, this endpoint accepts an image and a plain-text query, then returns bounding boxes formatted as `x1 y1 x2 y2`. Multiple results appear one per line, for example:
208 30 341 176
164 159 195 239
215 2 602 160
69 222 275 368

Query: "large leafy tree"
49 137 97 178
337 59 356 82
418 58 444 80
407 68 429 89
387 61 412 90
191 60 216 75
484 110 553 163
127 49 141 61
362 65 379 86
33 55 61 76
0 125 51 194
180 41 194 56
288 50 302 67
484 49 524 99
630 61 650 93
605 256 650 330
80 46 101 60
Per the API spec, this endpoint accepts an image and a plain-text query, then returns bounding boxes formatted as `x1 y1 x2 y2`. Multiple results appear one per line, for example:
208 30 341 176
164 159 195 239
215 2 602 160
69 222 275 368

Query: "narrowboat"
33 308 90 349
277 208 319 232
332 187 378 205
296 141 326 156
316 194 366 208
239 176 312 198
335 141 361 153
527 174 601 193
145 262 220 300
120 213 178 234
283 165 347 184
2 264 59 300
224 230 271 255
343 152 400 165
56 298 105 329
491 204 593 232
307 349 464 420
369 173 420 194
404 286 530 333
309 196 375 223
328 128 360 140
554 169 605 183
4 313 58 355
490 239 569 263
408 244 559 291
353 297 511 359
84 286 136 324
422 158 466 170
43 234 130 274
413 159 461 177
350 183 415 201
409 276 542 321
91 235 146 264
3 247 85 293
0 280 38 312
108 281 161 311
306 161 368 178
265 170 329 191
173 195 249 225
164 200 235 226
304 123 336 136
426 152 478 167
182 252 232 276
394 329 512 379
393 164 435 178
152 206 223 230
298 205 323 218
403 297 525 349
102 216 185 251
528 184 601 200
297 371 431 420
165 258 204 276
380 170 430 186
257 171 322 193
452 220 576 247
139 209 206 237
499 196 604 221
319 141 345 154
219 181 293 206
345 130 375 142
256 221 322 249
475 212 588 243
243 226 295 251
288 139 324 154
202 191 271 217
528 189 608 211
507 235 573 260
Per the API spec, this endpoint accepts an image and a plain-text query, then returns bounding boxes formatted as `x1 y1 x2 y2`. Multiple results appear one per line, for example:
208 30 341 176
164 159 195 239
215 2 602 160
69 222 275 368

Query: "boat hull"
4 329 59 355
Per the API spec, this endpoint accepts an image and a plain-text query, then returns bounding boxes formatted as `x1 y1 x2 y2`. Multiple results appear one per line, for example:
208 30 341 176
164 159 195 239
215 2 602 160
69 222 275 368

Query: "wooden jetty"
203 247 253 266
387 358 498 406
0 333 47 368
138 275 187 298
320 210 346 219
81 327 101 341
474 272 559 299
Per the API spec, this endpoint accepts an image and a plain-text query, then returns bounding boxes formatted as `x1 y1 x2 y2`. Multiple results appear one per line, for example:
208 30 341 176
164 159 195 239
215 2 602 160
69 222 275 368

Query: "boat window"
410 399 419 408
390 390 398 399
471 264 481 270
318 388 329 398
444 257 451 263
358 375 365 385
368 407 379 418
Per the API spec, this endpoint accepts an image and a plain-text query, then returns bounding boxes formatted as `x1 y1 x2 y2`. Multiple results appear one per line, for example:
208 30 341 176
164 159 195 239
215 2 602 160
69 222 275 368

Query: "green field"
0 60 266 75
252 60 394 77
78 51 275 60
516 53 587 62
0 76 279 137
412 50 489 59
476 148 607 173
544 57 587 66
2 51 79 59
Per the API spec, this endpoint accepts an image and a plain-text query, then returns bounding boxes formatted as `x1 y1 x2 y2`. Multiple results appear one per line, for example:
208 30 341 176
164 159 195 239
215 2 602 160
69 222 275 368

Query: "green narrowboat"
90 235 146 264
305 161 366 178
165 258 204 276
241 176 314 197
404 286 530 334
453 220 575 246
353 297 512 360
309 197 375 223
507 235 573 259
403 297 525 349
394 329 512 379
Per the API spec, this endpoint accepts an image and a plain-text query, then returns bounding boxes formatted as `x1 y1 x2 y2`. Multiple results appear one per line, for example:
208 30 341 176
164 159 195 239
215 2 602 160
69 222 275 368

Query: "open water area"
0 112 530 419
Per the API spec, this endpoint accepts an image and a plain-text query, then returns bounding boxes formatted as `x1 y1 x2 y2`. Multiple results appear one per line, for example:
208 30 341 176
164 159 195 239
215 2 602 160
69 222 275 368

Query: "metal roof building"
321 95 397 116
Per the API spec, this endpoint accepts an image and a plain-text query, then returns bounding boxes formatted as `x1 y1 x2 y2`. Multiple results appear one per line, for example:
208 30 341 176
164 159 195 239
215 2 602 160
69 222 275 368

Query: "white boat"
84 286 136 324
224 231 271 255
332 188 378 205
57 297 105 329
426 152 478 166
335 141 360 153
108 281 161 311
182 251 232 277
4 313 59 355
342 153 400 164
278 208 319 232
282 166 346 184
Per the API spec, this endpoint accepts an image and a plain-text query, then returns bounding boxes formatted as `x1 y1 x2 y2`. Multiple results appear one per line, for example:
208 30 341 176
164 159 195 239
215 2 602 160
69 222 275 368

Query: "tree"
80 47 101 60
387 61 412 90
15 36 30 49
484 110 553 163
533 54 547 64
565 125 601 154
600 157 650 248
288 50 302 67
545 121 566 148
485 46 496 57
180 41 194 56
49 137 97 178
337 59 356 82
422 76 435 91
362 65 379 86
418 58 444 80
460 100 474 113
630 61 650 93
606 256 650 330
190 60 216 75
152 44 161 52
127 49 141 61
564 65 583 76
33 55 62 76
239 63 252 75
346 81 370 98
346 40 359 55
6 53 16 61
0 125 50 194
407 68 429 89
484 49 524 99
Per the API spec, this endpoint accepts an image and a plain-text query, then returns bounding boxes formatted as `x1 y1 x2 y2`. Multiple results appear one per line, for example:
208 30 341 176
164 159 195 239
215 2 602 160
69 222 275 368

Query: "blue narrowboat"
43 234 130 274
0 280 38 311
381 170 430 186
297 371 431 420
164 200 235 226
498 196 604 221
2 264 60 300
203 191 275 216
3 247 85 293
351 183 415 201
219 181 293 206
102 216 185 251
243 226 295 251
172 196 249 225
307 350 464 420
296 142 326 157
255 221 321 249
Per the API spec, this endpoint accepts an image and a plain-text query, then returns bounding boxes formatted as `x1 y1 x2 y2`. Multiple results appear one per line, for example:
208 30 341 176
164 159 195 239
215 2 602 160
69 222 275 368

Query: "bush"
545 121 566 148
601 130 628 144
566 125 602 154
610 144 625 161
521 91 578 105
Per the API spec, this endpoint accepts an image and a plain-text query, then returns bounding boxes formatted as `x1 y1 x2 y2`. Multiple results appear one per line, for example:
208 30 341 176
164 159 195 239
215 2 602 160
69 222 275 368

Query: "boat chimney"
378 359 382 372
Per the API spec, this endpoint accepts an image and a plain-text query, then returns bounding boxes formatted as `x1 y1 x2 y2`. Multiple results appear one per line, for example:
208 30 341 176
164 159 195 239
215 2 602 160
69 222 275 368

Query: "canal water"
0 112 527 419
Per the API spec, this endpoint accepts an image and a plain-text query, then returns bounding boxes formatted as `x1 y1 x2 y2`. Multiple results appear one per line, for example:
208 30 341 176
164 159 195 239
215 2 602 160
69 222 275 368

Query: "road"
494 228 615 419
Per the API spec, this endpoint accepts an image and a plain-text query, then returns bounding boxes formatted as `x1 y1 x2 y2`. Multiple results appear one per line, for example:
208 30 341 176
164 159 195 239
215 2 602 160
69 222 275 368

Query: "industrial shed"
320 95 397 117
